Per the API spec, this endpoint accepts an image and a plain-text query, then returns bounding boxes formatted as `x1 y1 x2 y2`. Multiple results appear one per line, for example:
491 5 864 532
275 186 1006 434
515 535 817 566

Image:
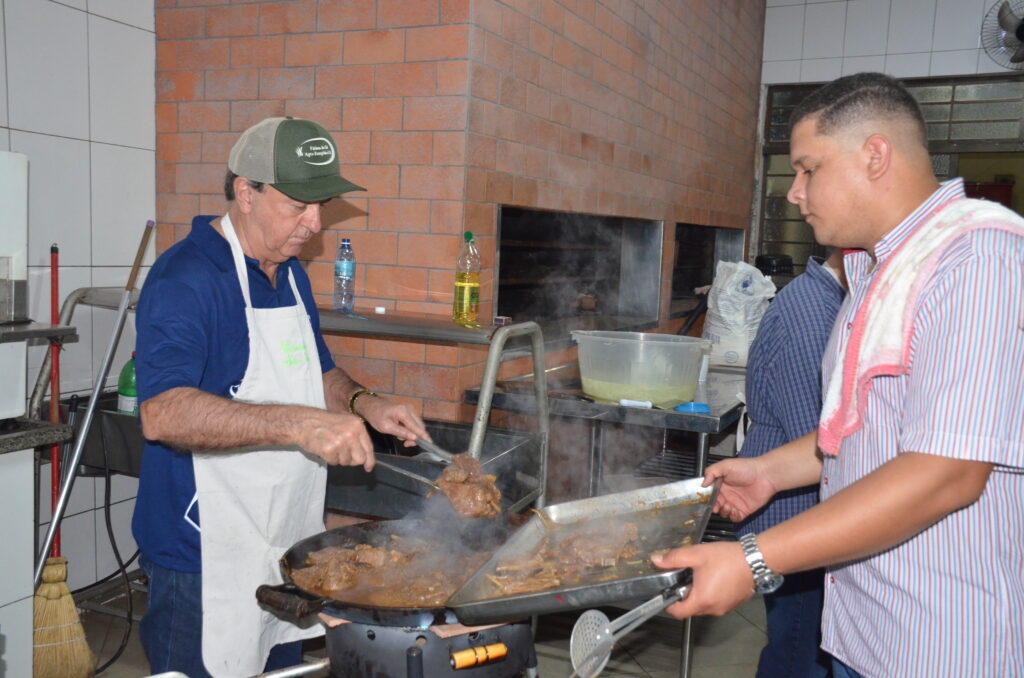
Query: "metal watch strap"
348 388 378 416
739 533 783 594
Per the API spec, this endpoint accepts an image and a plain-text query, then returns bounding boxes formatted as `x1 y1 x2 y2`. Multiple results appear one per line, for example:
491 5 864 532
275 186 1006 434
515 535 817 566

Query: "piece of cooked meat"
436 454 502 518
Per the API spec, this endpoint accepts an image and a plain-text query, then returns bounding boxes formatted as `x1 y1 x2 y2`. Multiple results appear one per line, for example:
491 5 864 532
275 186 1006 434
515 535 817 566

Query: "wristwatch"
739 533 784 594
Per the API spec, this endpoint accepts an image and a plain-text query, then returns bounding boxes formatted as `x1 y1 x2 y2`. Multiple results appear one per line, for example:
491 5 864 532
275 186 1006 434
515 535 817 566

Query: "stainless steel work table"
467 367 746 495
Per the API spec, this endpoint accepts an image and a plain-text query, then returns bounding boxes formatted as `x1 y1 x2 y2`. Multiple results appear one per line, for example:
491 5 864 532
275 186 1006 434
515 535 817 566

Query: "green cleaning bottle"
117 351 138 416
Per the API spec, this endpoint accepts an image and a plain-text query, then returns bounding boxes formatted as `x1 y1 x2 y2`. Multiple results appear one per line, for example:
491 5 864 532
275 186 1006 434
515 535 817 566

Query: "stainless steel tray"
448 477 718 625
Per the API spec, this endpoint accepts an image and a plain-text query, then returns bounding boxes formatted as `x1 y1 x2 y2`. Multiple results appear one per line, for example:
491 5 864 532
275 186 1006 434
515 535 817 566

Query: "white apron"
193 214 326 677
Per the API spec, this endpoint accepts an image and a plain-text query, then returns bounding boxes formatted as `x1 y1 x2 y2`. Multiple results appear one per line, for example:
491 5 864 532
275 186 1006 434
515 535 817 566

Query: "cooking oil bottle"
452 230 481 326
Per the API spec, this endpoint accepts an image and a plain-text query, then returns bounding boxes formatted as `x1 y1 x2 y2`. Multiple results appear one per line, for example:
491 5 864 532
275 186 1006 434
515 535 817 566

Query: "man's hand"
355 395 430 447
290 409 375 470
651 541 755 618
704 457 778 522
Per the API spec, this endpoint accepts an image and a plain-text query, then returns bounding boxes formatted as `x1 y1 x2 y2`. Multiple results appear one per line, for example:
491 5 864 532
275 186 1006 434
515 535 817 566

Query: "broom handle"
35 220 154 589
50 244 61 557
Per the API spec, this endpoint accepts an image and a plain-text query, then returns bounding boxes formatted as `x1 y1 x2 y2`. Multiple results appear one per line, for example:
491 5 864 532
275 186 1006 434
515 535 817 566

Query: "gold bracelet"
348 388 378 416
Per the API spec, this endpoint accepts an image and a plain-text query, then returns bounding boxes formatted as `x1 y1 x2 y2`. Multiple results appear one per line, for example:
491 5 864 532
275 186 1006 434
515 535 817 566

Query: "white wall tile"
767 0 805 6
976 47 1020 74
88 0 154 31
38 474 97 524
25 265 94 403
765 5 806 62
108 473 139 504
887 0 938 54
930 48 982 75
0 130 9 151
803 2 847 59
800 57 843 82
91 143 157 266
55 0 88 10
0 5 7 130
763 59 803 84
885 51 933 77
845 0 891 56
38 510 98 590
843 55 887 75
932 0 985 52
90 266 148 392
5 0 89 139
94 498 138 582
88 16 155 149
0 450 35 608
0 598 33 678
11 131 92 267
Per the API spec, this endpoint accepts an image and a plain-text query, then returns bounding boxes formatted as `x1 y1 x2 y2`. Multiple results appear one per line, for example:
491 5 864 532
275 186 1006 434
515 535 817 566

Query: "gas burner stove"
322 620 536 678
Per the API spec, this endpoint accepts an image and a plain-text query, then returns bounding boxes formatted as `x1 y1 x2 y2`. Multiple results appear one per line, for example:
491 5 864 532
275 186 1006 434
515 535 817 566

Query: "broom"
33 243 96 678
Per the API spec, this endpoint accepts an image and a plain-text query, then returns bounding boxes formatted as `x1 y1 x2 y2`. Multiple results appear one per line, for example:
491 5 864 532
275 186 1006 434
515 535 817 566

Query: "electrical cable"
70 550 139 597
93 410 136 674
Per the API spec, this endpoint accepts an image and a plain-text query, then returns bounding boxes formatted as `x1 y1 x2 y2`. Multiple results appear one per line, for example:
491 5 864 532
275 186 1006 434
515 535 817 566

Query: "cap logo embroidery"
295 137 335 166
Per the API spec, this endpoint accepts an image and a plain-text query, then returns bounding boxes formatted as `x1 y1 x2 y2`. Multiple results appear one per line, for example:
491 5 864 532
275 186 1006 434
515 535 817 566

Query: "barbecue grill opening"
671 223 745 318
496 206 663 337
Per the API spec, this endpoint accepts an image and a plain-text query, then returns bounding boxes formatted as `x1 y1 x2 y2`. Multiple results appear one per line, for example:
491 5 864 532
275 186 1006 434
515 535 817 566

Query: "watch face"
757 573 784 595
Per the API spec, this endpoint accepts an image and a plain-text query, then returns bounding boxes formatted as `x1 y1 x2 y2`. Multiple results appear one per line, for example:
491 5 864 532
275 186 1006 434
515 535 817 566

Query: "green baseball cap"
228 117 365 202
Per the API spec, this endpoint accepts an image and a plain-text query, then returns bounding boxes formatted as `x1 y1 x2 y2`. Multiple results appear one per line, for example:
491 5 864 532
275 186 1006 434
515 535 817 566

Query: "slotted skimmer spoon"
569 575 692 678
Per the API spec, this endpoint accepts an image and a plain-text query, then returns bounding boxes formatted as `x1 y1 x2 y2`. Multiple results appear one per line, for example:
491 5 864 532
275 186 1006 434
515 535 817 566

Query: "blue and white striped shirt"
738 256 846 535
819 179 1024 678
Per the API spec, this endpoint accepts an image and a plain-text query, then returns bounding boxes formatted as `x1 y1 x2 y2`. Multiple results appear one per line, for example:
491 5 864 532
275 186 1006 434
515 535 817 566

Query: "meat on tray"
484 521 641 596
290 537 492 608
436 454 502 518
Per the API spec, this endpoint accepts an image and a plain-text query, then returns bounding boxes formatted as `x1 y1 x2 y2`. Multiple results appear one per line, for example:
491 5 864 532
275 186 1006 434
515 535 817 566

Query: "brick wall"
154 0 765 422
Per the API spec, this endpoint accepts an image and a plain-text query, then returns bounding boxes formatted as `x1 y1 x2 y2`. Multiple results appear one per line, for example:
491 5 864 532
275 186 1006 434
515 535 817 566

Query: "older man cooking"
132 117 430 677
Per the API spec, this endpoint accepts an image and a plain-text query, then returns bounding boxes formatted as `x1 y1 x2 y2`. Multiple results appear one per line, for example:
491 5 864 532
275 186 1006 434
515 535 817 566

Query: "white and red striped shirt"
819 179 1024 678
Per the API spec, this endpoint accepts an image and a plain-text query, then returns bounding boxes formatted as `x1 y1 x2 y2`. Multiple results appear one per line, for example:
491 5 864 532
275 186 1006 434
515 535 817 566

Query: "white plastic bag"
701 261 776 367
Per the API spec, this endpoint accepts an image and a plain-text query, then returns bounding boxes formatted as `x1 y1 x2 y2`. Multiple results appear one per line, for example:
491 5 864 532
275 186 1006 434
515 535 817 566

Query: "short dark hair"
224 170 265 201
789 72 927 147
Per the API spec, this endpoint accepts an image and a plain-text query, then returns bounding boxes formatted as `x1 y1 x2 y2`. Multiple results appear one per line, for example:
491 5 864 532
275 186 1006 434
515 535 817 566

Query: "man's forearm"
760 451 992 574
322 366 363 414
761 430 824 492
140 386 315 451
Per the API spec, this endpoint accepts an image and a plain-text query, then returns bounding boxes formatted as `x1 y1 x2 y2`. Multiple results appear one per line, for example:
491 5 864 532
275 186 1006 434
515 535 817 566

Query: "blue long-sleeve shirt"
737 256 845 535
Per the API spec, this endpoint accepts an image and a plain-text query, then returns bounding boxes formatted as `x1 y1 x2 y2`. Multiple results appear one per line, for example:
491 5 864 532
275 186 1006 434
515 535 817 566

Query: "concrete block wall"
154 0 766 421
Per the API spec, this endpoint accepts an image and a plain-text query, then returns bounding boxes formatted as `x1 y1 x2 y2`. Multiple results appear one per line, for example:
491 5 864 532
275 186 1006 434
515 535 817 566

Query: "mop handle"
34 220 154 589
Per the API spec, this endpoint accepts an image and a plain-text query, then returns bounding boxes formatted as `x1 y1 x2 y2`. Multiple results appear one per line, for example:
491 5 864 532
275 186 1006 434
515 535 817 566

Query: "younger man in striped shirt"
654 72 1024 678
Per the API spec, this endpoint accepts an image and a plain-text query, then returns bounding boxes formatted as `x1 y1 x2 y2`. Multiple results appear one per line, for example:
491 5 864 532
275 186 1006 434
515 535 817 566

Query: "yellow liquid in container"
452 271 480 324
580 377 697 409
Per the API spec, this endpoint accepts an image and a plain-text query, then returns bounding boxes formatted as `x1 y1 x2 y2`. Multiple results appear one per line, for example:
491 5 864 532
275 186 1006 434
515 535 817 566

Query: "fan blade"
1011 42 1024 62
997 1 1021 33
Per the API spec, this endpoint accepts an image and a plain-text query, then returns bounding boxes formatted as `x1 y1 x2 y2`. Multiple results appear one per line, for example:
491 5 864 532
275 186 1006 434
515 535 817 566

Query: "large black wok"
256 515 520 628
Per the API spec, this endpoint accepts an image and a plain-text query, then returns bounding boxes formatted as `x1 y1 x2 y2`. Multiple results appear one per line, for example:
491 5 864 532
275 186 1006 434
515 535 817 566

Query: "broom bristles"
33 557 96 678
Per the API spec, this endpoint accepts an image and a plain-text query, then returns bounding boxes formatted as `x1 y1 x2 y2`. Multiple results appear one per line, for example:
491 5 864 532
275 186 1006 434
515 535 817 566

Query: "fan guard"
982 1 1024 69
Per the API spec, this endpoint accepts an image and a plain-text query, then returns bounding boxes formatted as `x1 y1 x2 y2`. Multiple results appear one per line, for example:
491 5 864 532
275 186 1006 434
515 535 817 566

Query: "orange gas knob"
450 642 508 669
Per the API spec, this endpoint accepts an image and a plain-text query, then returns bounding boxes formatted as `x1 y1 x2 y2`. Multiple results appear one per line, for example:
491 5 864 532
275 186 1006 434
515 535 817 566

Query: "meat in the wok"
436 454 502 518
289 536 492 608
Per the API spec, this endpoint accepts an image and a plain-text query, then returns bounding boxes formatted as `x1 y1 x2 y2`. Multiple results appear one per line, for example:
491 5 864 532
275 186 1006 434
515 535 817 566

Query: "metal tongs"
372 437 457 491
569 575 692 678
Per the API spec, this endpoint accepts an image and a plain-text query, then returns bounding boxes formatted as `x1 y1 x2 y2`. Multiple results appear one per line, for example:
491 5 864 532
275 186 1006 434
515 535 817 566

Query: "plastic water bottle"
333 238 355 313
116 351 138 416
451 231 481 325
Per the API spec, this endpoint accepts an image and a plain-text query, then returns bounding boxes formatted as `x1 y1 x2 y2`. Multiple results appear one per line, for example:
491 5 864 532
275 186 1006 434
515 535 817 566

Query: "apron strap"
221 213 301 309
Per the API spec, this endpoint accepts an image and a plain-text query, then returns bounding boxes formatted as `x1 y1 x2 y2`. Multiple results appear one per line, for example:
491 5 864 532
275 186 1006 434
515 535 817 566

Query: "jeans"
755 568 831 678
832 657 867 678
139 555 302 676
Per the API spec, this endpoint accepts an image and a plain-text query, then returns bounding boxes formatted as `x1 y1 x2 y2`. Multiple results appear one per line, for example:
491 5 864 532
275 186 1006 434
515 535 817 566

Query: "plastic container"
333 238 355 313
571 331 711 408
116 351 138 416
